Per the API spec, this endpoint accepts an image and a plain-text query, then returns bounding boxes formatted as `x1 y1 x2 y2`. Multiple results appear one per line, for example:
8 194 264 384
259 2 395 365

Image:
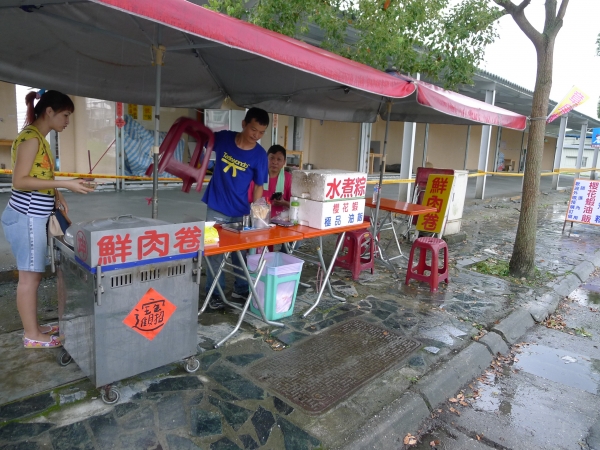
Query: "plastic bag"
271 209 290 222
204 221 219 245
250 198 271 229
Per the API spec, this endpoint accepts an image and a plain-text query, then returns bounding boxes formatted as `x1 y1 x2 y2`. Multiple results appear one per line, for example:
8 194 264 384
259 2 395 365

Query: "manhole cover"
247 319 420 414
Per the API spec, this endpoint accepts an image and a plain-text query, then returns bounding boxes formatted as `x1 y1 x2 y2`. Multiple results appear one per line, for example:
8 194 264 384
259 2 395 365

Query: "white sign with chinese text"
565 179 600 225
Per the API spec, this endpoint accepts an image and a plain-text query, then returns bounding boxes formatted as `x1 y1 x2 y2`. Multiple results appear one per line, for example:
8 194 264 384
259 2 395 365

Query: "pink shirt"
248 170 292 218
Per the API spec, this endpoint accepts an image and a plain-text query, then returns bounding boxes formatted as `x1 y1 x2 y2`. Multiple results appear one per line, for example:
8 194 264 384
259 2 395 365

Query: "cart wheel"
185 357 200 373
56 349 72 366
100 386 120 405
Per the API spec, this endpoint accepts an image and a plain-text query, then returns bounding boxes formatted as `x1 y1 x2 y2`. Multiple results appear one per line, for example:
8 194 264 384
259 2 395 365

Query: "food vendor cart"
53 215 204 404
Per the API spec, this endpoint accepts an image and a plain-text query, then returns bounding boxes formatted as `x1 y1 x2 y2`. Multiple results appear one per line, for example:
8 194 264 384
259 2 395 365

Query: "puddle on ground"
569 288 600 306
471 343 600 431
513 344 600 394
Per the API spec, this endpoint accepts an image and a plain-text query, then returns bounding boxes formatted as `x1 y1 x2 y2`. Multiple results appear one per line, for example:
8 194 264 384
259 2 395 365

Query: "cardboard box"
298 198 365 229
291 169 368 202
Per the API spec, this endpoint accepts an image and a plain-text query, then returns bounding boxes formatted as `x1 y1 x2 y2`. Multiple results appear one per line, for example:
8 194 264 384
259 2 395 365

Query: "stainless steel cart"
53 215 204 404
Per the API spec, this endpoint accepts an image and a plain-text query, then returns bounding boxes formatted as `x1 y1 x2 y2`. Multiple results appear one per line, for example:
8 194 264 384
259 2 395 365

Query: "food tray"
221 222 269 234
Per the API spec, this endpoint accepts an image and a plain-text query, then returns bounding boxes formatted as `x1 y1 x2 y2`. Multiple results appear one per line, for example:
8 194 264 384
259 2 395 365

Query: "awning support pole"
463 125 471 170
475 88 496 199
575 121 588 171
422 123 429 167
151 35 165 219
372 101 391 241
552 115 568 189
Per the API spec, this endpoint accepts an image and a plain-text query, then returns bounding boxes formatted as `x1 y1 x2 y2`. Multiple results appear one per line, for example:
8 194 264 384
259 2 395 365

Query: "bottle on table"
372 184 379 203
290 197 300 224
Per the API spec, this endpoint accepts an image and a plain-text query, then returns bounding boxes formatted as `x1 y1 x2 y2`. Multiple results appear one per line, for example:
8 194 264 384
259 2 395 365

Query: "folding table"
198 225 304 347
365 198 437 274
284 222 370 318
198 221 369 346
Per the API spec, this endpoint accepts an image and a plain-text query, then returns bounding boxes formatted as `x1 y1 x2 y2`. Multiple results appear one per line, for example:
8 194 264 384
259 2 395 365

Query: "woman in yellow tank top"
1 90 94 348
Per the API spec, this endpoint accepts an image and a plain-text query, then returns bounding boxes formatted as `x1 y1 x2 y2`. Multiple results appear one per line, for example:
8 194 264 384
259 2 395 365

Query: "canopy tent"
0 0 526 128
0 0 527 223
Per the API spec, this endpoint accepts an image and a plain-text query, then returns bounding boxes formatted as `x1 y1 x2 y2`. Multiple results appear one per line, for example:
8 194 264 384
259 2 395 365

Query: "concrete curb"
340 392 430 450
572 261 596 282
553 273 582 297
524 292 561 323
491 309 535 344
590 251 600 268
478 331 509 355
416 342 492 410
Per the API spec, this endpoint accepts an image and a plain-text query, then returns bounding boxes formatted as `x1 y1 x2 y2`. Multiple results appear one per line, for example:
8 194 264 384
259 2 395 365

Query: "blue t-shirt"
202 130 268 217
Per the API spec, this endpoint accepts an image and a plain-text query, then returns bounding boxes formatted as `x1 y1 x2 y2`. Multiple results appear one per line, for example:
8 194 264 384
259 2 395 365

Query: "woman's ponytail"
23 91 38 128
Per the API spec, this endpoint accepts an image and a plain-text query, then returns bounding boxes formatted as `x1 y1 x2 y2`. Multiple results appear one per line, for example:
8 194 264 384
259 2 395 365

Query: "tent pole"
152 34 164 219
372 101 391 241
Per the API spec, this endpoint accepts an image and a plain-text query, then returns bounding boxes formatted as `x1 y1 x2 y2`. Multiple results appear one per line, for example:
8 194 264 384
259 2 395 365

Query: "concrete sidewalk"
0 185 597 450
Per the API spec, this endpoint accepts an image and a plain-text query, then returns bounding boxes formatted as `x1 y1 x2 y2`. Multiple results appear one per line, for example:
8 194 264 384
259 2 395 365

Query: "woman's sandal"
40 324 59 335
23 335 62 348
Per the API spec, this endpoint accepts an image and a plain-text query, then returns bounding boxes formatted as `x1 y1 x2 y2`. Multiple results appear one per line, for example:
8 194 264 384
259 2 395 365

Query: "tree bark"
509 39 554 277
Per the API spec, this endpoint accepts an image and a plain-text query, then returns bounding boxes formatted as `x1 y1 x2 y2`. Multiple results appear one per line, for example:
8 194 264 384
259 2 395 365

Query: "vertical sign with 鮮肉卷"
565 179 600 226
416 175 455 234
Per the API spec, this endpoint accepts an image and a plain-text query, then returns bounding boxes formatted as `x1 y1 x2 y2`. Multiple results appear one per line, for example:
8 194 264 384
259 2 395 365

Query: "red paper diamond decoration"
123 288 176 340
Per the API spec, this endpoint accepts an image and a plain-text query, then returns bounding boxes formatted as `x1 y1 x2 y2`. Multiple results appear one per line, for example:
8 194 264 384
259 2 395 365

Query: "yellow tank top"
11 125 55 196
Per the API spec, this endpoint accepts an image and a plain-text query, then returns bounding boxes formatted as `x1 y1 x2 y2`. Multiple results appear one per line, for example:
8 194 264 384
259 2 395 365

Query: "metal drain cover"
247 319 420 414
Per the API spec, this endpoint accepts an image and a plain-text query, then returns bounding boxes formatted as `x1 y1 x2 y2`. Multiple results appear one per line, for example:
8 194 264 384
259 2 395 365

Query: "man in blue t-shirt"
203 107 269 309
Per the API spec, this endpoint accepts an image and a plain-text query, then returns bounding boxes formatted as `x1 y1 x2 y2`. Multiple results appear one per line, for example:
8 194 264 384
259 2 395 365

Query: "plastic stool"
334 229 375 280
145 117 214 193
405 237 449 292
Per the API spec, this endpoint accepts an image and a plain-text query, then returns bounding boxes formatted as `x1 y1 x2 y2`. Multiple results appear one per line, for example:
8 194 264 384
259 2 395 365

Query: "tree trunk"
509 41 554 278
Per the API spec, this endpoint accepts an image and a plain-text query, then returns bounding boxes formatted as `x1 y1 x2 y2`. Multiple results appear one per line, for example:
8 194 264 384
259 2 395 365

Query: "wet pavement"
1 187 600 449
414 275 600 450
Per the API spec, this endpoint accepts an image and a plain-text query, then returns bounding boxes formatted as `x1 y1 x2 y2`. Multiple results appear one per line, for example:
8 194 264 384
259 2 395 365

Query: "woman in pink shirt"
249 145 292 219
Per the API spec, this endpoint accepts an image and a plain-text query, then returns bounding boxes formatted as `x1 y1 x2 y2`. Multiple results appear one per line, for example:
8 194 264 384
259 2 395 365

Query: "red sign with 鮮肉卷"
74 222 204 267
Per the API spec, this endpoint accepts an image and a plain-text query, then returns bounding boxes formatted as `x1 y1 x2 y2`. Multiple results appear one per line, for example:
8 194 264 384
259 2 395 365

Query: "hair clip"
35 89 46 99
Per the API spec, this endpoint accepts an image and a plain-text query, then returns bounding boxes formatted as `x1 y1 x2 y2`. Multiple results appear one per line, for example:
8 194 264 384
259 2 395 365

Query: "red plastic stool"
405 237 449 292
334 229 375 280
145 117 214 193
